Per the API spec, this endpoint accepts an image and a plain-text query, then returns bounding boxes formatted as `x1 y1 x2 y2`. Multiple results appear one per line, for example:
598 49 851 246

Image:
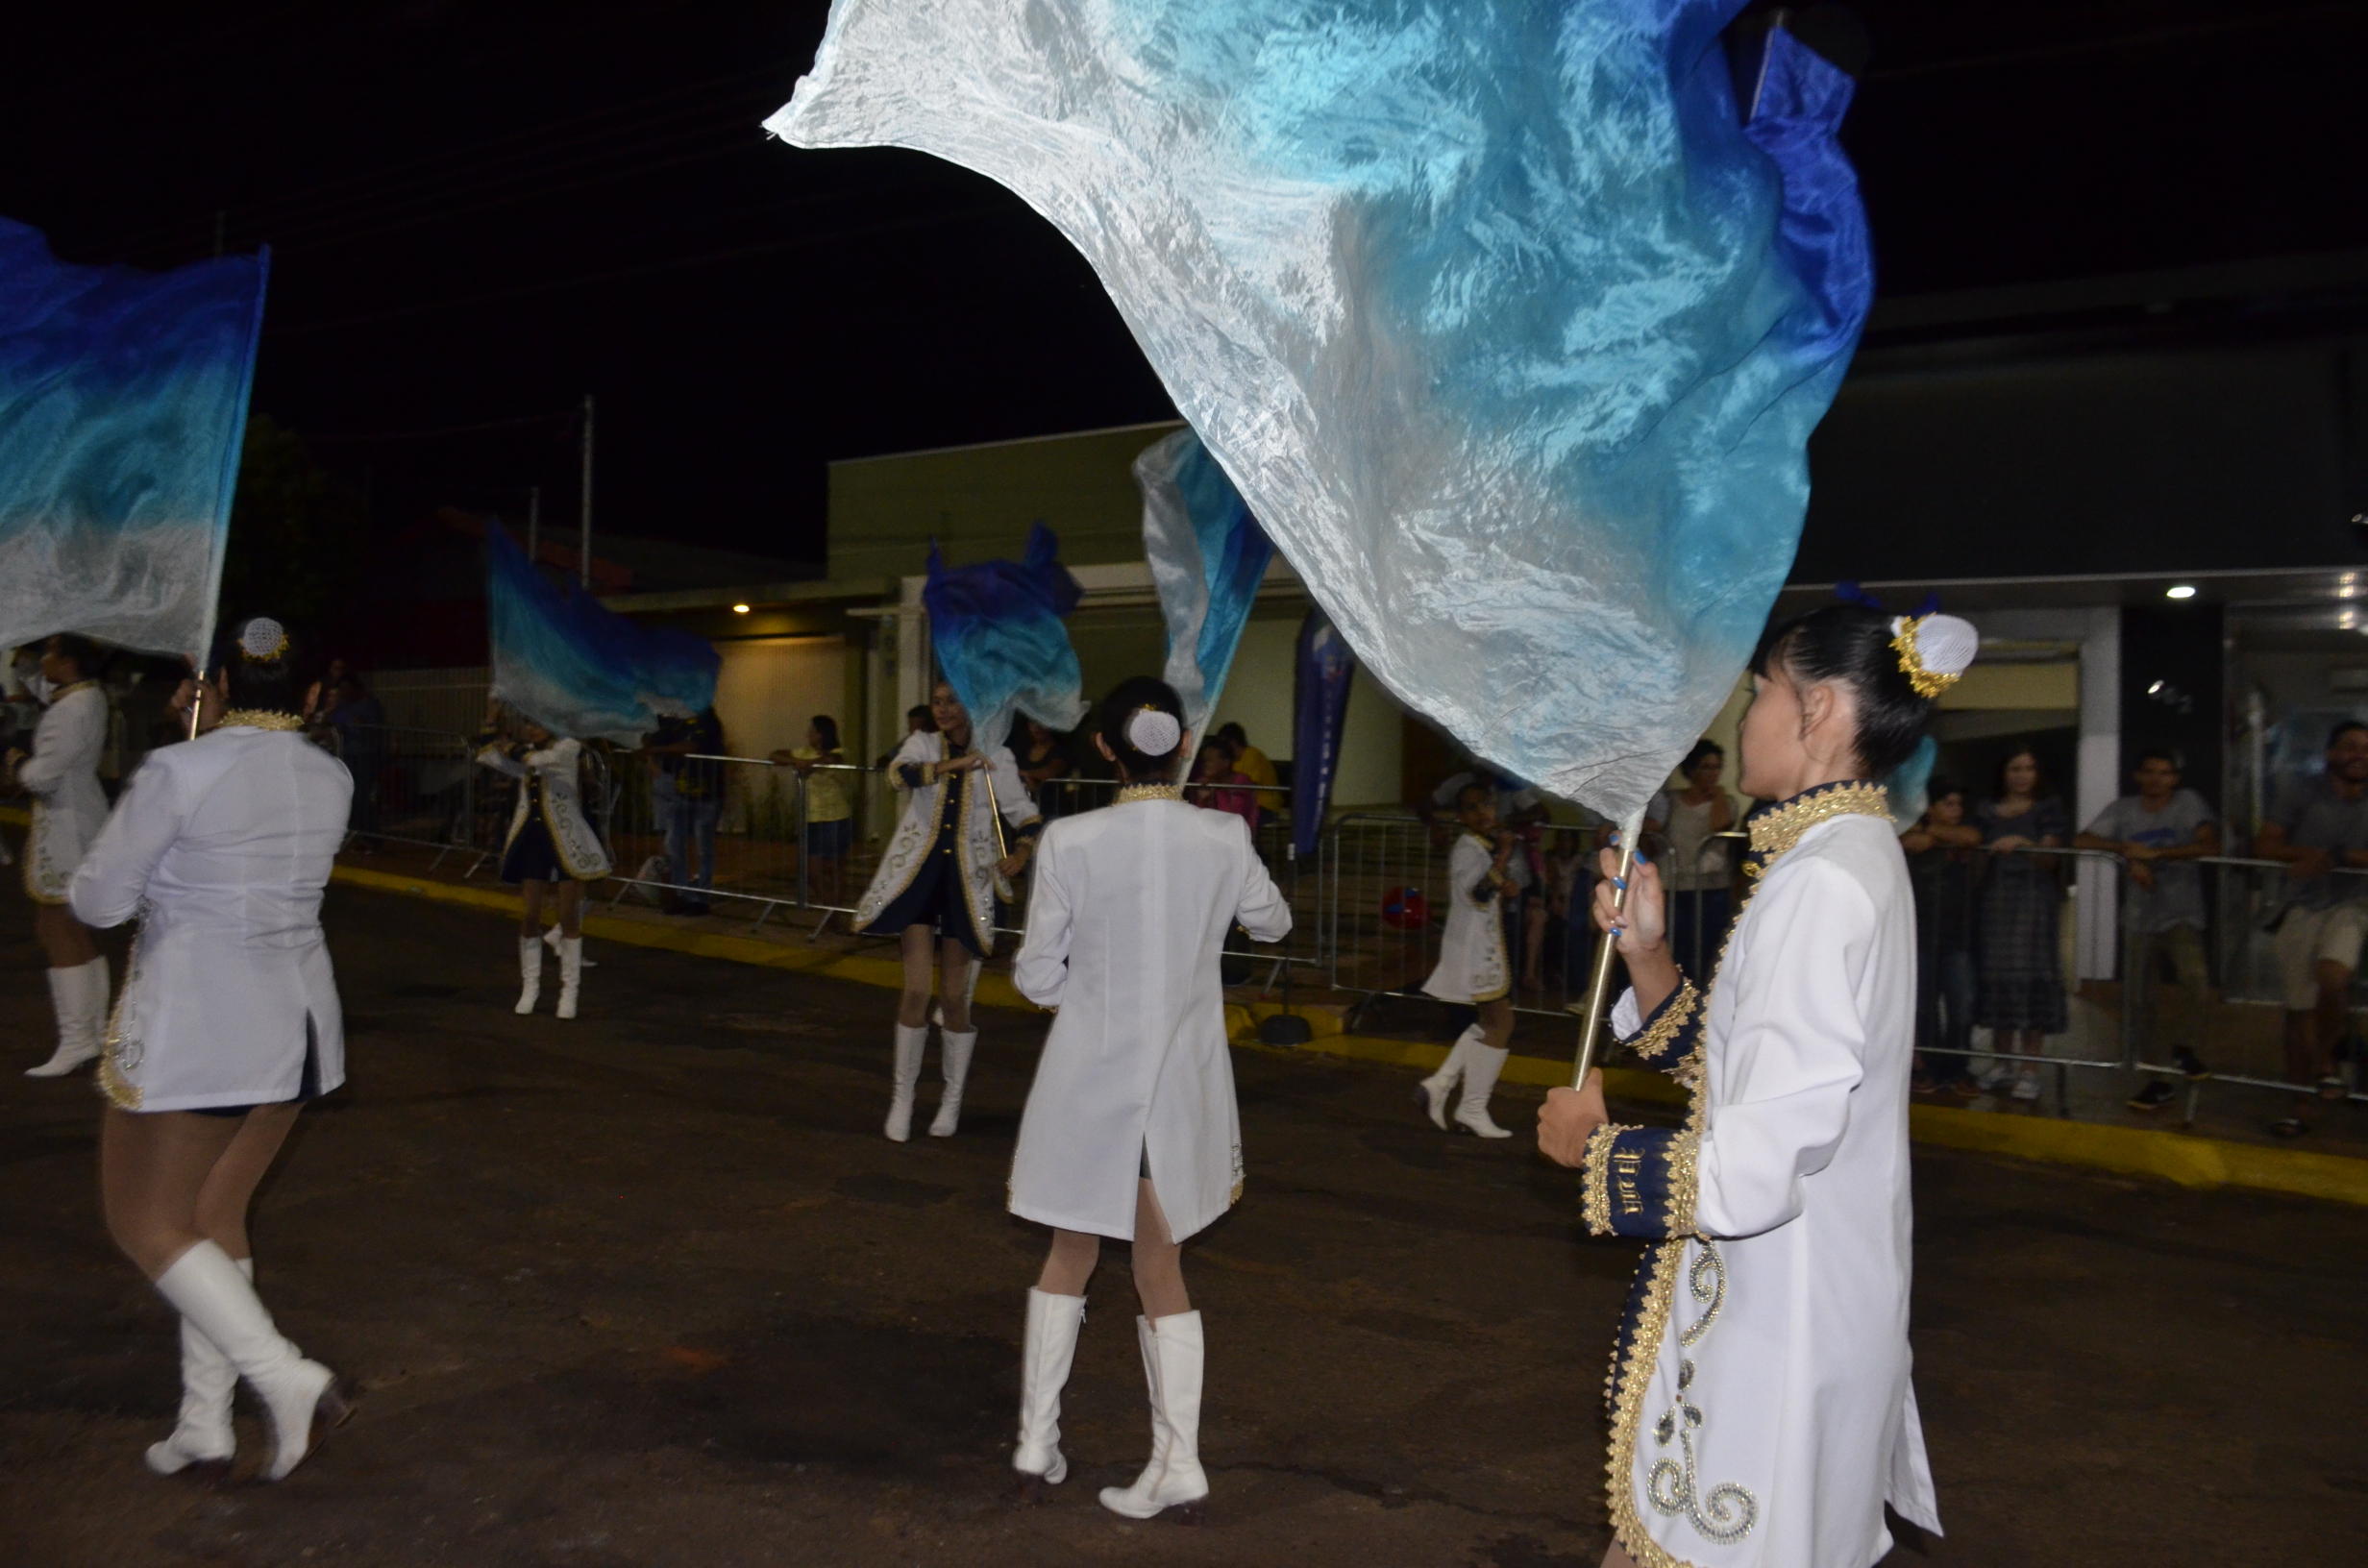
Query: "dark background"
5 1 2366 572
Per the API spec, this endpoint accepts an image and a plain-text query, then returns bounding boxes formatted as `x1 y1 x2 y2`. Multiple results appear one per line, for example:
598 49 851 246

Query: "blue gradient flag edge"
1136 427 1274 732
923 522 1087 757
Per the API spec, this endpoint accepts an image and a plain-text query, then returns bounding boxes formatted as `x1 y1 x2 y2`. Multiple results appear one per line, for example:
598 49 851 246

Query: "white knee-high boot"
884 1023 927 1141
514 936 543 1015
1454 1041 1515 1139
1416 1024 1481 1129
555 937 584 1019
1014 1287 1085 1489
146 1257 253 1479
151 1241 347 1482
1099 1311 1208 1521
929 1029 976 1138
28 956 108 1077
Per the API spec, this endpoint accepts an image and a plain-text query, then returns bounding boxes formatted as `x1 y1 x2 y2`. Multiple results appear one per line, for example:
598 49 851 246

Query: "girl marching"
1005 677 1292 1522
476 698 610 1019
10 633 112 1077
1539 604 1974 1568
1413 780 1520 1138
854 679 1040 1139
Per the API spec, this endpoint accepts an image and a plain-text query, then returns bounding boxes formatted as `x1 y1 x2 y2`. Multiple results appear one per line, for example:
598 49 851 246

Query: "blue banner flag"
1292 608 1355 862
924 522 1087 756
772 6 1872 821
0 216 267 662
485 522 719 743
1136 428 1273 732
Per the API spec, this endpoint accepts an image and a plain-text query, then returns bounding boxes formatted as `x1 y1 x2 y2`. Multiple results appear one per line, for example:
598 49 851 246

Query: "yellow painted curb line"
76 848 2362 1212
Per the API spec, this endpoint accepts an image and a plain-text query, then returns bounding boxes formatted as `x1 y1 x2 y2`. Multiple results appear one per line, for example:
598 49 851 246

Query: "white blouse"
69 725 352 1113
478 736 611 880
17 680 109 905
855 729 1039 951
1008 795 1290 1241
1420 830 1511 1006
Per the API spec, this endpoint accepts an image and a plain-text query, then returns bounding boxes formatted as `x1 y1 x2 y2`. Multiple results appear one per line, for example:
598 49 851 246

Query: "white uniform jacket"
17 680 109 905
1420 830 1511 1005
478 737 611 880
68 724 353 1113
1008 794 1291 1242
855 729 1038 950
1581 783 1941 1568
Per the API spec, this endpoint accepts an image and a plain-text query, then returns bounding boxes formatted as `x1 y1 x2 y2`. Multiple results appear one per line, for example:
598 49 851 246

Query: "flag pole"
1567 827 1639 1089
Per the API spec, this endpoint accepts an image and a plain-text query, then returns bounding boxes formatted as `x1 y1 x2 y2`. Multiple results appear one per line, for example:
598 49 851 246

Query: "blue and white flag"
925 522 1086 756
772 6 1872 822
485 522 719 743
1292 607 1355 861
0 217 267 662
1136 428 1272 733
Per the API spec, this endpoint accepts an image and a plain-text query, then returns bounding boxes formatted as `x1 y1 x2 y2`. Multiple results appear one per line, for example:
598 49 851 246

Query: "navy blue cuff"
1581 1125 1699 1239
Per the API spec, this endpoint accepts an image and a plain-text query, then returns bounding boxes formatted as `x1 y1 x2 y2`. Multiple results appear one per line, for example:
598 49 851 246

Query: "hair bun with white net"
1889 613 1976 698
238 617 290 662
1125 706 1181 757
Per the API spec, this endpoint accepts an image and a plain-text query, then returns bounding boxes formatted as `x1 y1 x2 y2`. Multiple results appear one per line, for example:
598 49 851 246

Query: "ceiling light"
2164 584 2196 600
732 603 752 614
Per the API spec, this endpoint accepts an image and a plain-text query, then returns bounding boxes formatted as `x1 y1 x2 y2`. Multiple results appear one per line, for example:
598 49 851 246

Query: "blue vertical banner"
1136 427 1273 732
1292 607 1355 861
485 521 719 743
924 522 1087 756
0 216 267 661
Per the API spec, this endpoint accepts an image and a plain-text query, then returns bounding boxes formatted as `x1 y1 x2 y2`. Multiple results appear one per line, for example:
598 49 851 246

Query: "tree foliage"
217 414 369 631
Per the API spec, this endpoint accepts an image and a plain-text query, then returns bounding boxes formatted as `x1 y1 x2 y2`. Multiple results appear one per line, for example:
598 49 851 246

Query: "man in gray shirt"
2076 751 2219 1110
2256 721 2368 1136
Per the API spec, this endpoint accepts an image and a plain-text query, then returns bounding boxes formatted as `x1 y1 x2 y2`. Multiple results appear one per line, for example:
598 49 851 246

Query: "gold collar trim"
1745 780 1889 873
1118 782 1186 803
218 709 306 732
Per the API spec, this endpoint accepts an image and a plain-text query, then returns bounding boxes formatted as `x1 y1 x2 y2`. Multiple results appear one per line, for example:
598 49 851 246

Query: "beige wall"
711 636 848 761
1205 613 1404 808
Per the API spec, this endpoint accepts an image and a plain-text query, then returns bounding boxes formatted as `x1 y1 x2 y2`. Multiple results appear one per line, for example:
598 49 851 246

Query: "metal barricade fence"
329 723 485 867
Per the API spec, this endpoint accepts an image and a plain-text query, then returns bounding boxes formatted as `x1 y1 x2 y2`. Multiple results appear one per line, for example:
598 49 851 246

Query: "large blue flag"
485 522 719 743
1135 428 1272 733
771 6 1872 821
924 523 1086 757
0 217 267 662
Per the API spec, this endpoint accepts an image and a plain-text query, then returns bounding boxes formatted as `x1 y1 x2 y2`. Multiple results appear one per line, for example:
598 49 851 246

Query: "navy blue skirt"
861 847 987 958
502 812 566 885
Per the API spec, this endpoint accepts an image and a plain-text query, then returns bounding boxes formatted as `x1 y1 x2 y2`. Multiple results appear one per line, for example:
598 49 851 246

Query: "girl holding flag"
476 697 610 1020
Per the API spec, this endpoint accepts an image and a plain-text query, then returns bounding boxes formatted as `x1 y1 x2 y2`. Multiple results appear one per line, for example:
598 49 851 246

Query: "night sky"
6 1 2364 568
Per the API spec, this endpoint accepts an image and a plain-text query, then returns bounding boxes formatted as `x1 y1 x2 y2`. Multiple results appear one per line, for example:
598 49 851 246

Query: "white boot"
929 1029 976 1138
145 1257 252 1480
514 937 543 1015
555 937 584 1020
28 957 108 1077
1100 1311 1208 1521
1454 1041 1516 1139
151 1241 347 1482
1014 1287 1085 1489
884 1023 927 1141
1416 1025 1480 1130
545 924 597 967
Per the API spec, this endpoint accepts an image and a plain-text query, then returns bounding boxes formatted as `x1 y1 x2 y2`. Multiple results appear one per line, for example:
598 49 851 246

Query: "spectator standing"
2074 750 2220 1111
774 715 851 908
1644 739 1736 978
876 703 936 770
1214 722 1279 829
2254 721 2368 1137
326 674 386 846
1902 781 1982 1097
643 707 726 915
1186 738 1257 829
1972 747 2071 1103
1018 718 1074 818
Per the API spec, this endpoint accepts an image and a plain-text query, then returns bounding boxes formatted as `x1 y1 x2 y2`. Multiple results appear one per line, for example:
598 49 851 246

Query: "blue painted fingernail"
1613 877 1626 890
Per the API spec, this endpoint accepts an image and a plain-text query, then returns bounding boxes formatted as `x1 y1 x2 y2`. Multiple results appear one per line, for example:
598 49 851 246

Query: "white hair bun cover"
1125 707 1182 756
1903 613 1978 678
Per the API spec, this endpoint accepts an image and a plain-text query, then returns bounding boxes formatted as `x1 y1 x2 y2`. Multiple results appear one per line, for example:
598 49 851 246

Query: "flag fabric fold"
485 522 719 744
924 522 1086 756
0 216 267 662
771 3 1872 822
1135 428 1273 733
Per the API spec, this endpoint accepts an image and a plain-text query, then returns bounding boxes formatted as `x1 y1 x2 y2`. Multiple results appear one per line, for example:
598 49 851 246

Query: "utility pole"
579 394 595 589
526 484 541 571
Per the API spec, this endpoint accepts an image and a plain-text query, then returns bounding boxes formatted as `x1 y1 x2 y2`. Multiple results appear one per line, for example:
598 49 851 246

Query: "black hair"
43 632 103 681
1748 604 1932 777
2135 747 2182 771
906 704 936 732
1926 775 1966 803
2330 721 2368 750
1681 739 1725 773
1992 746 2049 801
1216 722 1247 745
1098 675 1186 779
219 618 302 713
1456 781 1493 811
810 714 840 752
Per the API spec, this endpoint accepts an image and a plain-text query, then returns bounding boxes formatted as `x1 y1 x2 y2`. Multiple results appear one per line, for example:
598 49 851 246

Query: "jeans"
1916 947 1978 1085
2130 923 2210 1050
664 796 721 895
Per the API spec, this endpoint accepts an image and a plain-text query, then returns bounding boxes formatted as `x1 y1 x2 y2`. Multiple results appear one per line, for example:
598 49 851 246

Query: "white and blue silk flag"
924 522 1088 757
1135 428 1273 733
0 216 267 662
486 522 720 743
770 4 1873 820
